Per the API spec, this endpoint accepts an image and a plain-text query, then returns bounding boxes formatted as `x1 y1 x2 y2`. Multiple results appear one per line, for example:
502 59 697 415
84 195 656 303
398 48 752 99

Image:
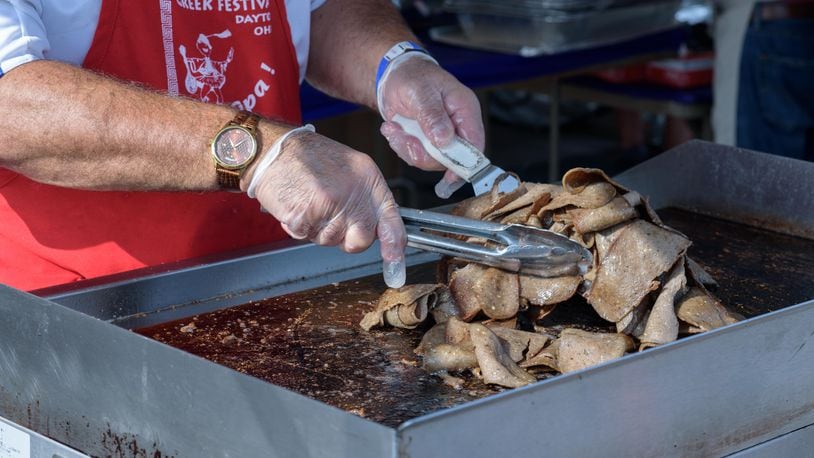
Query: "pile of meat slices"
360 168 743 388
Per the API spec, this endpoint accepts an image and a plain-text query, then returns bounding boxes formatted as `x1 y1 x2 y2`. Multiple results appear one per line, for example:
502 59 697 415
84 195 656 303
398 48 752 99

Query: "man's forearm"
306 0 417 110
0 60 291 191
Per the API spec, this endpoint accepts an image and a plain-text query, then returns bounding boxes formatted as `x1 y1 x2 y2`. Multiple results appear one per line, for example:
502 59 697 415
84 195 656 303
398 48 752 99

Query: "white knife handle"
391 114 490 181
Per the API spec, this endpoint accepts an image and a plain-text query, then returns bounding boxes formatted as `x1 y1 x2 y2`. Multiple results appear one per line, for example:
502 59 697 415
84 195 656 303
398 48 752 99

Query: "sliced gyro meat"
486 326 551 363
482 317 518 329
451 176 528 220
526 214 544 228
562 168 630 195
586 220 691 323
561 168 666 225
555 328 634 373
676 288 742 332
445 316 474 347
428 285 458 324
519 275 581 307
370 166 732 388
540 181 617 213
570 230 596 249
448 264 486 321
417 318 478 372
583 218 633 286
520 340 560 370
469 323 537 388
615 297 650 337
484 183 559 221
360 284 444 331
501 205 544 226
594 221 632 261
423 344 478 372
415 323 448 356
569 196 639 234
548 220 571 236
449 264 520 320
639 261 688 349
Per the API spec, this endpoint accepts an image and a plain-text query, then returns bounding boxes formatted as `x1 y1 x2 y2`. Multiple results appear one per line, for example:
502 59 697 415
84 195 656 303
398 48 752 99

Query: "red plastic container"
593 64 647 84
645 51 714 89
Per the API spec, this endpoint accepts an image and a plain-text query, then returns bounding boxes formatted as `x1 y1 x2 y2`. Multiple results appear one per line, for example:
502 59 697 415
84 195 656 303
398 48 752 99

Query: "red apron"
0 0 302 291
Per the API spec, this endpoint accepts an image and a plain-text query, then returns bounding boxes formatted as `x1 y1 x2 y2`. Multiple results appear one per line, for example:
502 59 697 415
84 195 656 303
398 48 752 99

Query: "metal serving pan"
439 0 684 56
1 141 813 457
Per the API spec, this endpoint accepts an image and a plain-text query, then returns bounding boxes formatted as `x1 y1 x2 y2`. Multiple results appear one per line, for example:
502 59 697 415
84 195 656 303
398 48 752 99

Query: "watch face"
213 126 257 168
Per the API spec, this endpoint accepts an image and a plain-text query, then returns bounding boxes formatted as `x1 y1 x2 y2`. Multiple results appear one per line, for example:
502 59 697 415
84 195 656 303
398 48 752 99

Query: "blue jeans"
737 12 814 160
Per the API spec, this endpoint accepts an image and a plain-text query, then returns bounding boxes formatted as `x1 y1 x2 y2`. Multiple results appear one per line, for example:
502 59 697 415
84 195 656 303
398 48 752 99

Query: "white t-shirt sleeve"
286 0 326 82
0 0 49 75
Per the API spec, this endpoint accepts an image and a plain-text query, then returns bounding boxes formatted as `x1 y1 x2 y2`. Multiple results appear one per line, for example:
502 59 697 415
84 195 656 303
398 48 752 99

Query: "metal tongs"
401 208 593 278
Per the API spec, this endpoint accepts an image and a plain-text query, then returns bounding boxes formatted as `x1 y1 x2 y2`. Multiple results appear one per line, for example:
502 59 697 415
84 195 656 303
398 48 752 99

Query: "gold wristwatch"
211 110 261 190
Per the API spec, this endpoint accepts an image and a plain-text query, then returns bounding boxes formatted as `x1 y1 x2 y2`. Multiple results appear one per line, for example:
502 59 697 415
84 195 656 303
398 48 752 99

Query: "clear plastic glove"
250 131 407 288
378 55 485 198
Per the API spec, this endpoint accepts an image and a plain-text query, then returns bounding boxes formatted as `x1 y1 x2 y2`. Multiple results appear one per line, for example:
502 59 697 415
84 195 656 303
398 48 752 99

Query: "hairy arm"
0 60 291 191
306 0 417 110
306 0 484 199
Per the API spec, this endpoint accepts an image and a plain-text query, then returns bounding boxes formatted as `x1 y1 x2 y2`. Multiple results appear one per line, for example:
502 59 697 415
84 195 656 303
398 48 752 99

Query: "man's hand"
378 56 485 193
247 131 407 288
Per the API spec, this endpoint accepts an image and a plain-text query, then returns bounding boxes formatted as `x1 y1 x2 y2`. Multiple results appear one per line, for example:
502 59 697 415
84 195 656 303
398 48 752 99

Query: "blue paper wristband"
375 41 431 96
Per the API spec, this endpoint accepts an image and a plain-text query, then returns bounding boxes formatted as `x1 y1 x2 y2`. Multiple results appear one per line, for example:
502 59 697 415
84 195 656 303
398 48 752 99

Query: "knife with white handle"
391 114 520 197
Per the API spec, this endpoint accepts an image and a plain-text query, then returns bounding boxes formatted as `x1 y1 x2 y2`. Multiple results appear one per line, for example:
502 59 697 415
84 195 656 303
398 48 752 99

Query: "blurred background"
306 0 813 208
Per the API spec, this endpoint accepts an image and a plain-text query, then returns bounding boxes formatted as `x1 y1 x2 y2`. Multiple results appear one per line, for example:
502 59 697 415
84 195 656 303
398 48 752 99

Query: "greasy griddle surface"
136 208 814 427
661 208 814 317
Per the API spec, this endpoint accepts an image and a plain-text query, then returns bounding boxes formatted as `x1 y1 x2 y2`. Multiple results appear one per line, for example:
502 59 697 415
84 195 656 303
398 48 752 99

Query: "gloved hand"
378 55 485 198
249 130 407 288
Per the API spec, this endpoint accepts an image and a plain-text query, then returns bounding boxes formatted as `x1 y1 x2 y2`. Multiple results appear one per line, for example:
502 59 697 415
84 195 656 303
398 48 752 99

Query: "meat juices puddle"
135 208 814 427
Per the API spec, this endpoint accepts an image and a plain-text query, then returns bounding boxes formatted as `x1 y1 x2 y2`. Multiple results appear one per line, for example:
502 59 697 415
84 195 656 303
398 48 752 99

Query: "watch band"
230 110 259 132
216 167 242 189
215 110 260 190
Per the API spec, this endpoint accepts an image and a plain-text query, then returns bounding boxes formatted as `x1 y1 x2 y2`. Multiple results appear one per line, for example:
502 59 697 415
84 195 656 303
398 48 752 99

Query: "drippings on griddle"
137 266 506 427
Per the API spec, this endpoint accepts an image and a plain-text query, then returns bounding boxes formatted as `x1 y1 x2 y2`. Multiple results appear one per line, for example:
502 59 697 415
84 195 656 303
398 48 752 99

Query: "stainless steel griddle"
1 141 814 457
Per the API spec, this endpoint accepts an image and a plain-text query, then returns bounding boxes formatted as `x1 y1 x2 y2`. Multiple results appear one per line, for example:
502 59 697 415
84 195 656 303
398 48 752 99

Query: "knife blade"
391 114 520 197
